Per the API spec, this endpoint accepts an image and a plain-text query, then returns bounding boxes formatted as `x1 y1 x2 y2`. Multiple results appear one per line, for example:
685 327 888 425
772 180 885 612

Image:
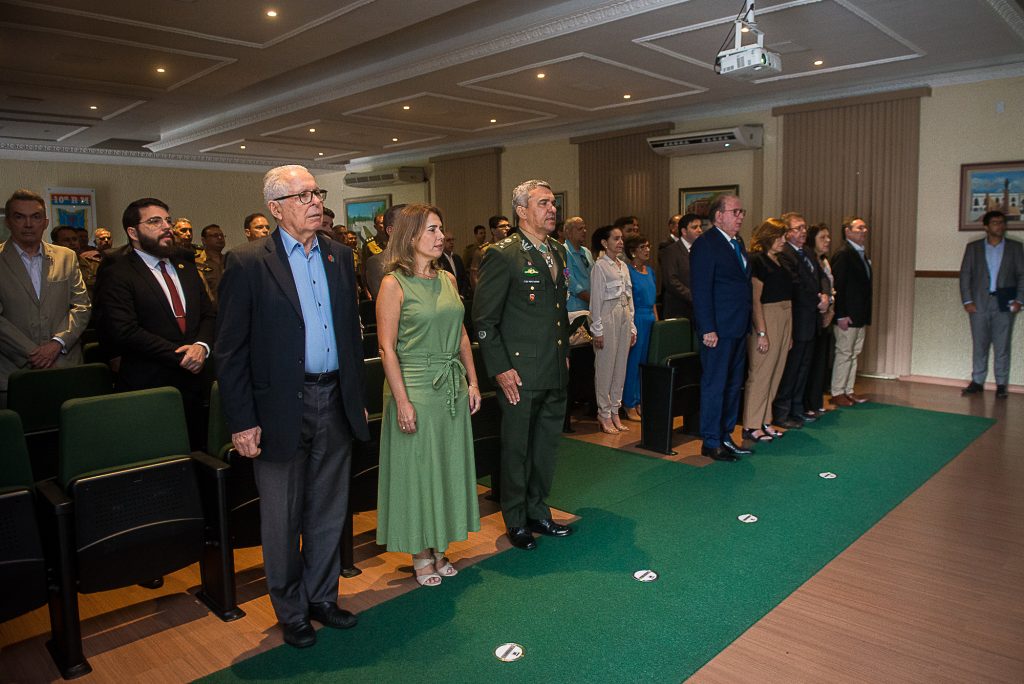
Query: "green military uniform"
473 232 570 528
195 251 224 305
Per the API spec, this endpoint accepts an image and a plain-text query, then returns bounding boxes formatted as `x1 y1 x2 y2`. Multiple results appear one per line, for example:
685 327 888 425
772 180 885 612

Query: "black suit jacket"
660 239 693 320
214 229 369 462
95 248 215 393
831 241 872 327
778 243 822 342
438 252 470 298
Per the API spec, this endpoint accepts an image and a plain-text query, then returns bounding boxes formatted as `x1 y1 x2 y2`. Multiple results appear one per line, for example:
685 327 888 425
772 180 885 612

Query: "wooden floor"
1 378 1021 683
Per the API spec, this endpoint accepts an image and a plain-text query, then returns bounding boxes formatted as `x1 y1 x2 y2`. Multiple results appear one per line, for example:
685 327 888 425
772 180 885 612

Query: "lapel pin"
328 254 335 263
177 263 184 269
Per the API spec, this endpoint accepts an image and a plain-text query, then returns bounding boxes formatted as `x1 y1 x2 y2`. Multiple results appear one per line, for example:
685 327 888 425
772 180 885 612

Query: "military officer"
473 179 573 551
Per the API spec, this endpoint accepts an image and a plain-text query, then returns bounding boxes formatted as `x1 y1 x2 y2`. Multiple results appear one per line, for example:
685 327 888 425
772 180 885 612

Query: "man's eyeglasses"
725 208 747 218
272 189 328 204
138 216 174 227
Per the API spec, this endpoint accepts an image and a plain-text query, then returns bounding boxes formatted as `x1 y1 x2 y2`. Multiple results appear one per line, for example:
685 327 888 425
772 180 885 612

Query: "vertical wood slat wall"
779 93 923 377
430 148 502 249
574 127 670 241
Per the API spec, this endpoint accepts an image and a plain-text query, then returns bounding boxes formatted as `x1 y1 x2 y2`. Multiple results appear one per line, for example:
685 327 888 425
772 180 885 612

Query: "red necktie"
158 261 187 334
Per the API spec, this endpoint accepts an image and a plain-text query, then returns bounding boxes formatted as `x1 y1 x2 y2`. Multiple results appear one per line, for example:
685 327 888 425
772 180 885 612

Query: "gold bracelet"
468 383 479 389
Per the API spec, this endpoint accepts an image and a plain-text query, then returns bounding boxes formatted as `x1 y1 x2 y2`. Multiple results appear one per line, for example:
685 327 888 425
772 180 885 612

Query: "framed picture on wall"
46 187 97 239
345 194 391 242
679 185 739 220
959 161 1024 230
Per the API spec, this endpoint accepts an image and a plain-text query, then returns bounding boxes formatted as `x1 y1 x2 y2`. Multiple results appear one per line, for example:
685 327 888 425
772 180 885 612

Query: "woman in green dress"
375 203 482 586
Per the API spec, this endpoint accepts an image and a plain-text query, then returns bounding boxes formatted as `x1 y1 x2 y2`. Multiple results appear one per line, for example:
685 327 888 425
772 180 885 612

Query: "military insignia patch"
478 330 487 339
523 266 539 275
368 241 383 255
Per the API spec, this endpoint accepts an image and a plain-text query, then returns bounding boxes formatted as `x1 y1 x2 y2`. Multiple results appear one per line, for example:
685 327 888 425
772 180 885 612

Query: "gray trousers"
969 300 1016 385
253 378 352 625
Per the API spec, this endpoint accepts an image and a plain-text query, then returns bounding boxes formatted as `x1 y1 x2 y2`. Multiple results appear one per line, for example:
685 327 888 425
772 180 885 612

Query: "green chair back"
0 410 35 490
58 387 190 487
207 381 232 458
7 363 114 433
364 357 385 418
646 318 694 365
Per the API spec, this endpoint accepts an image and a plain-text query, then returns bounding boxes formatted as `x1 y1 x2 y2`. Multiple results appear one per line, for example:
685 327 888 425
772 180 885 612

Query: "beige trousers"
744 301 792 429
594 298 632 418
831 325 866 395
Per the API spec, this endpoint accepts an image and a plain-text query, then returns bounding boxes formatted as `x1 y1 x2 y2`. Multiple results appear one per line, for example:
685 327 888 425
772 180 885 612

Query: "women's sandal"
742 428 773 443
611 416 630 432
762 424 785 438
413 556 441 587
598 416 619 434
433 552 458 577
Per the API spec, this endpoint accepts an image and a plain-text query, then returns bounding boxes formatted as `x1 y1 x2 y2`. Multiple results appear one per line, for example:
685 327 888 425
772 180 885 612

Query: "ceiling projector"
714 1 782 81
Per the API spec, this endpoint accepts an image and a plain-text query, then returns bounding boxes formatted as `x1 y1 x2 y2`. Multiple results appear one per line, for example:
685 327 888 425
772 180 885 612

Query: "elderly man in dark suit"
690 195 752 461
959 210 1024 398
215 165 368 649
660 213 703 320
772 212 828 428
438 233 470 298
830 216 872 406
94 197 214 448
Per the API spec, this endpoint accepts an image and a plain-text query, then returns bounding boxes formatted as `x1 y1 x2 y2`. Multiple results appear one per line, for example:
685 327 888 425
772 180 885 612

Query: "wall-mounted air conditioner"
647 125 763 157
343 166 426 188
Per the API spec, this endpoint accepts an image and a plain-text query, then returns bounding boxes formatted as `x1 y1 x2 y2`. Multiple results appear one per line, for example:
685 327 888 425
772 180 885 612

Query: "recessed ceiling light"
402 105 411 110
392 137 399 142
318 152 324 156
309 127 316 133
266 10 277 18
623 94 631 100
156 67 166 73
536 72 546 79
724 143 731 147
813 59 824 66
740 26 750 33
239 145 246 149
490 118 497 123
89 105 98 110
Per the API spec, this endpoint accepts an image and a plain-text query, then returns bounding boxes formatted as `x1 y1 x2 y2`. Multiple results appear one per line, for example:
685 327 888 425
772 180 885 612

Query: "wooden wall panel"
430 148 502 250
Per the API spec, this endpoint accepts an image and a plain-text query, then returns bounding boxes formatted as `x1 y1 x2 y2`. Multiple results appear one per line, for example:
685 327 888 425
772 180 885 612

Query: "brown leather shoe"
831 394 854 407
846 393 868 404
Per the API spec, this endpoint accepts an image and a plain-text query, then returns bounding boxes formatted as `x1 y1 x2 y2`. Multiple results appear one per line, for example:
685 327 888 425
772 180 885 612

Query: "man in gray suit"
959 210 1024 398
0 189 91 407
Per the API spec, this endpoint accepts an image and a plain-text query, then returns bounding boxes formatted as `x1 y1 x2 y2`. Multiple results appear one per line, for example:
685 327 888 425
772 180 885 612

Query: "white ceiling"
1 0 1023 172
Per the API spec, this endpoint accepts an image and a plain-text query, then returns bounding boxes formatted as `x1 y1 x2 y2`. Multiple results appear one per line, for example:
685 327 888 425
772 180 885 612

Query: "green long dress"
376 270 480 553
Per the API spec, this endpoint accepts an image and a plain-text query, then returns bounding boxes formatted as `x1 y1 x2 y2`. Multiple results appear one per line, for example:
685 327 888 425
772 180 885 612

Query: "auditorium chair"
362 331 380 359
7 363 114 481
36 387 240 679
637 318 702 455
359 298 376 329
470 343 502 499
0 411 48 624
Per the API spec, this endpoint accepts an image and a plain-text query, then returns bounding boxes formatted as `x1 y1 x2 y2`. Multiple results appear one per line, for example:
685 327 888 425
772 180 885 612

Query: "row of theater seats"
0 344 503 680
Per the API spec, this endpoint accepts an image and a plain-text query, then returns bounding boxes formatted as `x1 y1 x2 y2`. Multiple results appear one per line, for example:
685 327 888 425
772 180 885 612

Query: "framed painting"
678 185 739 220
345 194 391 242
46 187 97 238
959 161 1024 230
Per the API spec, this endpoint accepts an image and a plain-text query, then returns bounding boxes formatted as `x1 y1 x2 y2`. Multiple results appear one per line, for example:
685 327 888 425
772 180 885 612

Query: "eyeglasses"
272 189 328 204
138 216 174 227
725 208 747 218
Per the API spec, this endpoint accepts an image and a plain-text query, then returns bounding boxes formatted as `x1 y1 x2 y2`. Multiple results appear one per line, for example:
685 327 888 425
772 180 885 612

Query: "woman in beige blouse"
589 225 636 434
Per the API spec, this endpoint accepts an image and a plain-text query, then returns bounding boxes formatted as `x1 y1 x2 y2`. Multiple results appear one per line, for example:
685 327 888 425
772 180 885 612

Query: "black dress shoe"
507 527 537 550
775 417 805 429
309 602 358 629
528 518 573 537
281 620 316 648
996 384 1009 398
137 577 164 589
800 411 818 422
961 381 984 395
722 438 753 455
701 445 738 462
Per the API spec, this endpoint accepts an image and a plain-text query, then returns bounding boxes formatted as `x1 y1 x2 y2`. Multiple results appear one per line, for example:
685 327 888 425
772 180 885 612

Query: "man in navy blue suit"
690 194 753 461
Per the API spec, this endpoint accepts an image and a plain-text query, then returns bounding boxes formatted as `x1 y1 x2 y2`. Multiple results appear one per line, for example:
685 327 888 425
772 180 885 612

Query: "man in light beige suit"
0 189 91 407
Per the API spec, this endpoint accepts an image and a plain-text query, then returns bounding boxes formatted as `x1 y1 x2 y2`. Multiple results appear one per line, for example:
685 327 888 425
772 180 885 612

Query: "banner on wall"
46 187 98 238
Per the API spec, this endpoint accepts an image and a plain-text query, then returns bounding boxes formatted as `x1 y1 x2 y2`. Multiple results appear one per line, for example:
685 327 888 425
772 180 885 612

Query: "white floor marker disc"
633 569 658 582
819 472 838 479
737 513 758 523
494 643 524 662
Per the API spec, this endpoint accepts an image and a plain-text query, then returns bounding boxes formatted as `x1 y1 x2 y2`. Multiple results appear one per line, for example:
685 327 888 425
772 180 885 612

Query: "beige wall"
0 159 266 250
911 75 1024 382
501 139 580 220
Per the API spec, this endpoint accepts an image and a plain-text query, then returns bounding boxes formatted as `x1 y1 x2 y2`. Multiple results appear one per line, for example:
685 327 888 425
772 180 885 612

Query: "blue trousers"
699 336 747 448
